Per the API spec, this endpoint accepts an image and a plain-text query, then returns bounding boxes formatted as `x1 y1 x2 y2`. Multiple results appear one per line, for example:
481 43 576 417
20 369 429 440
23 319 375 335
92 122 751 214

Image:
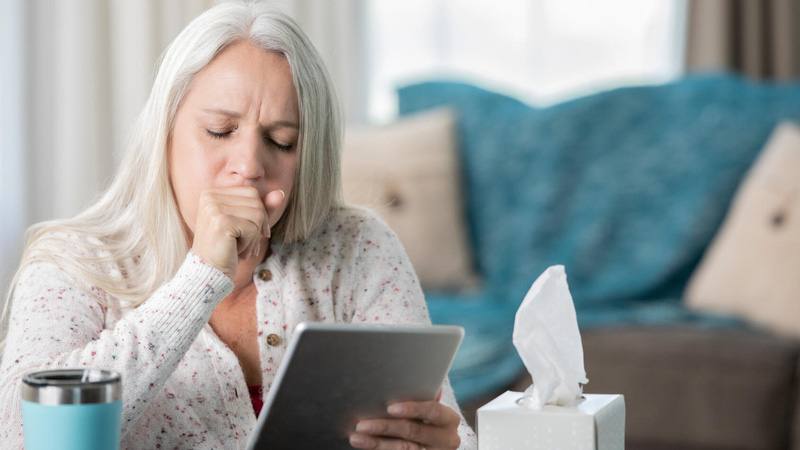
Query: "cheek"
277 153 299 192
169 136 221 231
270 153 298 219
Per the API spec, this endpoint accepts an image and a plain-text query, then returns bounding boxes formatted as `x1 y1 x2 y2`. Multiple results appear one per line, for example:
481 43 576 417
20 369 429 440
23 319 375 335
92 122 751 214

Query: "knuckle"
376 421 390 435
404 421 421 440
247 219 260 233
449 433 461 448
427 404 441 422
441 407 456 422
212 214 230 230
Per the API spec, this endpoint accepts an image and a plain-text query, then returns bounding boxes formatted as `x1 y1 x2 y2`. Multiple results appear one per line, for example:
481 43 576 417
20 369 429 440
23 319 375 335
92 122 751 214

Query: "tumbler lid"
21 369 121 405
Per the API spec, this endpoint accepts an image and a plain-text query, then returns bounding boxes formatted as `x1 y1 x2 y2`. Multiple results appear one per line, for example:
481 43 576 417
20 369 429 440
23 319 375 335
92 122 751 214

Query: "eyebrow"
202 108 299 130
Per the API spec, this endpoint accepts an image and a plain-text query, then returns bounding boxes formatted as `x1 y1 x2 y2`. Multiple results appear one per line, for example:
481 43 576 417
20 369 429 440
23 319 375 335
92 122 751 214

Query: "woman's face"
168 40 300 243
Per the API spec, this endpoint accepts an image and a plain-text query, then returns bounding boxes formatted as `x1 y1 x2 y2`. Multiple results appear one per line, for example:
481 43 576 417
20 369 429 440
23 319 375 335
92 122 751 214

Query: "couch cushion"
685 122 800 339
578 326 799 450
341 108 479 291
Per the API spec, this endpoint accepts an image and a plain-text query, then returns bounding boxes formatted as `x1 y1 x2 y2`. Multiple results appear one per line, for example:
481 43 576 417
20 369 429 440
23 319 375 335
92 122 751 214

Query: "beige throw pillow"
341 108 479 291
685 122 800 338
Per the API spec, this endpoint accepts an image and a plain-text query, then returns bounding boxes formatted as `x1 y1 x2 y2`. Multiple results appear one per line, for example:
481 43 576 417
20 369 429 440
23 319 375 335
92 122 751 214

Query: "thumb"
264 189 286 209
263 189 286 227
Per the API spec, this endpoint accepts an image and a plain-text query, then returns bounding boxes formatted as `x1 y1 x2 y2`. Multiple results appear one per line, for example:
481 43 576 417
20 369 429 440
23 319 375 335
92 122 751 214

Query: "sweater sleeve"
349 213 478 450
0 251 234 447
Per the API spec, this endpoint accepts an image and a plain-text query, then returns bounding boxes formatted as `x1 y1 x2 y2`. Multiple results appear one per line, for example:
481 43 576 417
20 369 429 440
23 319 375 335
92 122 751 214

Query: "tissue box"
477 391 625 450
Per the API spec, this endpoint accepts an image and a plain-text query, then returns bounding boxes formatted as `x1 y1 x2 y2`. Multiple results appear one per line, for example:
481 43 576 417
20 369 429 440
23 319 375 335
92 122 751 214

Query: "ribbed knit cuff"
139 251 233 348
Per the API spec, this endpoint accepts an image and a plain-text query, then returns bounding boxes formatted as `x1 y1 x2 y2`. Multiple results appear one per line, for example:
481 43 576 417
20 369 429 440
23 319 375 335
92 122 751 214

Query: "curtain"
27 0 217 224
281 0 368 124
0 0 216 294
685 0 800 80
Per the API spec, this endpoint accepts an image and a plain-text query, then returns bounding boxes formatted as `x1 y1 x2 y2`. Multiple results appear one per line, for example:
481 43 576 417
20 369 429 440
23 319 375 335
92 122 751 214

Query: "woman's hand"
190 186 285 278
350 393 461 450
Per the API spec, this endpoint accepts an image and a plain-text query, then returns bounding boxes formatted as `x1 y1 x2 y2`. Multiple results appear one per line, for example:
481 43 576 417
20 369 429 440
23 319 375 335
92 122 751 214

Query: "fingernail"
278 189 285 200
387 404 404 415
355 421 373 433
349 434 371 448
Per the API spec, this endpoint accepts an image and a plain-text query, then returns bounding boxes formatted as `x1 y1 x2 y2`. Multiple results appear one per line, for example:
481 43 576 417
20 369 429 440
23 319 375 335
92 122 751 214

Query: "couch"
392 75 800 450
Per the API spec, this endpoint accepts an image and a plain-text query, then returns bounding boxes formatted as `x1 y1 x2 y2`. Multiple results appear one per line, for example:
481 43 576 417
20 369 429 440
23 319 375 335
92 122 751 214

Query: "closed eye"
206 129 232 139
205 129 295 152
266 136 294 151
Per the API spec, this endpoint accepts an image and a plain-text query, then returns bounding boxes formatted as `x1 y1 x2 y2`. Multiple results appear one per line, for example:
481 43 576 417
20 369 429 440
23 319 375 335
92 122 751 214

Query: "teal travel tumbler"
21 369 122 450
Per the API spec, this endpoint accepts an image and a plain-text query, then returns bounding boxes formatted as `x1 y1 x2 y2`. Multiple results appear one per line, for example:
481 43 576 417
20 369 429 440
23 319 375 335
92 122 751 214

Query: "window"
366 0 687 123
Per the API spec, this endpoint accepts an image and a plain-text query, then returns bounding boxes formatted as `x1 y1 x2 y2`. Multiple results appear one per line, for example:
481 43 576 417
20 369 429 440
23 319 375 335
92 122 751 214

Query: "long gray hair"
1 1 342 349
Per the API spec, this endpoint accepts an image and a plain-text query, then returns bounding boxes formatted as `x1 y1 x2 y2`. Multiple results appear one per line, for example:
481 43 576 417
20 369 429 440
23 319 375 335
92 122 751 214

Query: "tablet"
245 321 464 450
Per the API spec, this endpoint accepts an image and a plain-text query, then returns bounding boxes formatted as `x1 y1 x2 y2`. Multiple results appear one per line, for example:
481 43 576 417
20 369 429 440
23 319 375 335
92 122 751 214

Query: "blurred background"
2 1 800 449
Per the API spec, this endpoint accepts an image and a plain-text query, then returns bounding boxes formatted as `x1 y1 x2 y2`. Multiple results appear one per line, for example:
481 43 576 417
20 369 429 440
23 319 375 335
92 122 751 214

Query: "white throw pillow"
685 122 800 338
341 108 479 291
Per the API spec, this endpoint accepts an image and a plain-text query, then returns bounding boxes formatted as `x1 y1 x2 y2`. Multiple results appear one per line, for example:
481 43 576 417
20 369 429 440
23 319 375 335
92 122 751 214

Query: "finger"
238 237 256 260
387 401 460 427
236 231 262 260
349 433 425 450
262 189 286 235
209 192 269 235
207 185 263 199
207 192 267 209
221 214 262 256
435 388 443 402
355 419 452 447
216 204 268 238
202 188 268 231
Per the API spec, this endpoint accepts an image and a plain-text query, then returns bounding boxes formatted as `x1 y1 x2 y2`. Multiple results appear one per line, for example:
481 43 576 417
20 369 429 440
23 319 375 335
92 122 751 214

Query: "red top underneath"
248 385 263 417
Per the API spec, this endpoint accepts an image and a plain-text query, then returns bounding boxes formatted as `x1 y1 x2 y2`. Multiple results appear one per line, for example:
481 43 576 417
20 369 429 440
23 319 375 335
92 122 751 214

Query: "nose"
227 131 266 181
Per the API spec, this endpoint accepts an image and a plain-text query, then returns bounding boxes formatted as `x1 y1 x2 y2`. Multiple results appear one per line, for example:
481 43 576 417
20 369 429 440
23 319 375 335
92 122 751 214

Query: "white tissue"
512 265 589 409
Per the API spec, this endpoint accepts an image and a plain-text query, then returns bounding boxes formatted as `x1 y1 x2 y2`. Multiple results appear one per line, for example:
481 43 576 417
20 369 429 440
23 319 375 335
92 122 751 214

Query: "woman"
0 2 477 449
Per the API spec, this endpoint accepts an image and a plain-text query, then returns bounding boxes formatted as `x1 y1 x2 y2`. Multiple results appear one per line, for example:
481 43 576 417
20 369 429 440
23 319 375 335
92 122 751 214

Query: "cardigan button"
258 269 272 282
266 333 282 347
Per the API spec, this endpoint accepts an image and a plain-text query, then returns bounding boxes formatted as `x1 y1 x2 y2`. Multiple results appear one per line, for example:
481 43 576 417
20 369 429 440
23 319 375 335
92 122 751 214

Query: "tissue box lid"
478 391 622 416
